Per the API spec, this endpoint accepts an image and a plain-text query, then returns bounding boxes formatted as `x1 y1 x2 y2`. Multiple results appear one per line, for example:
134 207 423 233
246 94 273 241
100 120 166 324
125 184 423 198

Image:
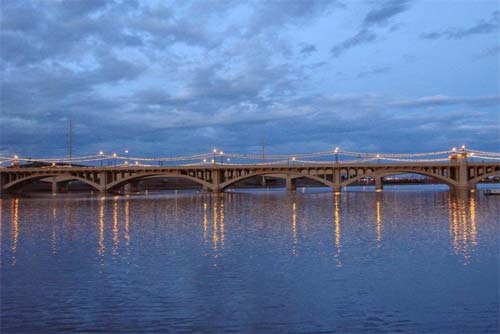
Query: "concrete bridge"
1 155 498 194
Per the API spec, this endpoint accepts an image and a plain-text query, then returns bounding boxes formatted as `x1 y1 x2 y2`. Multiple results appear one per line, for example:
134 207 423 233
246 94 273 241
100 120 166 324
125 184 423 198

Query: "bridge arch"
106 172 214 191
340 169 458 188
219 170 334 190
3 174 101 192
469 169 500 186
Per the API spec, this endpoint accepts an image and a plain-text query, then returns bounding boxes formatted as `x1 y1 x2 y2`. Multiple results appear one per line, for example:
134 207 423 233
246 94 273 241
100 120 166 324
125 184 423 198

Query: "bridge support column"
211 169 223 193
51 178 58 195
99 172 108 194
333 167 341 192
286 175 296 191
261 176 267 187
454 157 474 190
123 183 131 194
375 176 383 191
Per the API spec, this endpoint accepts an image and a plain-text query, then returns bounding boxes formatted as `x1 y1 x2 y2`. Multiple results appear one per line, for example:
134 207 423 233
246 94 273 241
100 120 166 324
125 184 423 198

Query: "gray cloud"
421 10 499 40
357 66 391 78
331 0 412 57
299 44 317 55
363 0 412 27
331 29 376 57
0 0 498 158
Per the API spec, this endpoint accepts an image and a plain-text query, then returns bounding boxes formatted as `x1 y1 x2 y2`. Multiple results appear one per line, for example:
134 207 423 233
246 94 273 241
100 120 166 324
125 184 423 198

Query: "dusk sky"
1 0 499 158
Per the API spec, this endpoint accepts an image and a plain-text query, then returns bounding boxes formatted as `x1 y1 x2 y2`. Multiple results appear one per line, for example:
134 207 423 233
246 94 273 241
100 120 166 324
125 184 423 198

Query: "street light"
213 149 217 164
99 151 104 167
376 154 380 164
334 147 339 164
112 152 117 167
220 151 224 164
125 149 129 165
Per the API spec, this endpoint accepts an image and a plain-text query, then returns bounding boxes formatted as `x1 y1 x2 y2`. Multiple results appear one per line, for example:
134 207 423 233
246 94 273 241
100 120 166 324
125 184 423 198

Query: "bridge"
1 147 499 194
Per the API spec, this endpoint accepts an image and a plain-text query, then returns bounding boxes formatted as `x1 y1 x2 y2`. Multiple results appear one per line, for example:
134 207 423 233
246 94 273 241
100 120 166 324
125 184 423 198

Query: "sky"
1 0 499 158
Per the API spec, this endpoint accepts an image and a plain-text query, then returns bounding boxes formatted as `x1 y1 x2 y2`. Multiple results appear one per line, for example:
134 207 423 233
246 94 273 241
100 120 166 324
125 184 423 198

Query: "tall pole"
68 119 73 166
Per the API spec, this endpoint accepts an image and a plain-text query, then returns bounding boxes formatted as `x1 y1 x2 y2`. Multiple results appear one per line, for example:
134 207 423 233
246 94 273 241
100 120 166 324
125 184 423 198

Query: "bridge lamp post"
213 149 217 165
112 153 117 167
99 151 104 167
291 157 296 164
203 158 207 164
125 149 129 165
227 158 230 164
135 161 139 166
220 151 224 165
334 147 339 164
376 154 380 164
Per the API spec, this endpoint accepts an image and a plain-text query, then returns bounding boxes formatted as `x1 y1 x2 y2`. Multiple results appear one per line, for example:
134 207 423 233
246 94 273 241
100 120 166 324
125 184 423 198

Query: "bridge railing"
1 147 499 168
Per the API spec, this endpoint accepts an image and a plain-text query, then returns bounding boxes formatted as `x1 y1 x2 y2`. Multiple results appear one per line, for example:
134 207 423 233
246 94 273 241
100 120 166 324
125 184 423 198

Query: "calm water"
1 186 499 333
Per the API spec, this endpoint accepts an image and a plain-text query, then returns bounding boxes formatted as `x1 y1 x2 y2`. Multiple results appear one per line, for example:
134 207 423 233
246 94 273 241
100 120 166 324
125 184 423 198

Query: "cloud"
0 1 498 157
362 0 412 27
388 95 500 109
421 10 499 40
299 44 317 55
245 0 339 36
331 29 377 57
357 66 391 78
331 0 412 57
476 45 500 58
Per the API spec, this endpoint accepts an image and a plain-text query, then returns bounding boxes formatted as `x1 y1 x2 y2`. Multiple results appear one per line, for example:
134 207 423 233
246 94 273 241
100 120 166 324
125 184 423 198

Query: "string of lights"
1 147 499 167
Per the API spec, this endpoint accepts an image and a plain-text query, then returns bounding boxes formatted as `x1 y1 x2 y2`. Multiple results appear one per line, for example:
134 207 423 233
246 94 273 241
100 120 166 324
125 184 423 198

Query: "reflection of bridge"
1 156 498 194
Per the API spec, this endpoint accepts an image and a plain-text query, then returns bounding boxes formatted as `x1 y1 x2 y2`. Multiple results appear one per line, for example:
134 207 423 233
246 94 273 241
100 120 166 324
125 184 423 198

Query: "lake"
1 185 499 333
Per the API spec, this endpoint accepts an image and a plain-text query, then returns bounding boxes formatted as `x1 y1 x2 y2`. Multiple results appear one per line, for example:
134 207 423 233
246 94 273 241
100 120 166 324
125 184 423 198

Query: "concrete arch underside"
340 170 458 188
106 173 213 191
469 170 500 186
3 174 101 192
220 171 333 190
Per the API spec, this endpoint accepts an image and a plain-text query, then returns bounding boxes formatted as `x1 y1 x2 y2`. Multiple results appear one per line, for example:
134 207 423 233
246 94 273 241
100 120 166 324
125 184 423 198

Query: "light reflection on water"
1 187 499 333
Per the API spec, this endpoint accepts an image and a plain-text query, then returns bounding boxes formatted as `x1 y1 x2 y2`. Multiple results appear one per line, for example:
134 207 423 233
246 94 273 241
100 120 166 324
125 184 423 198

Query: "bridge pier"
261 176 267 187
51 178 58 195
286 175 296 191
211 169 223 193
375 176 383 191
332 185 341 193
99 172 107 194
123 183 131 194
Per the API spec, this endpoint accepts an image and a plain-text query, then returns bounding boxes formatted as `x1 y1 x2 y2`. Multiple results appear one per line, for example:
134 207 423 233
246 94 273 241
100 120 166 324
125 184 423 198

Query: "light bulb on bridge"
99 151 104 156
125 149 129 154
13 155 18 159
112 153 117 158
220 151 224 156
213 149 217 153
292 157 296 161
334 147 339 153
